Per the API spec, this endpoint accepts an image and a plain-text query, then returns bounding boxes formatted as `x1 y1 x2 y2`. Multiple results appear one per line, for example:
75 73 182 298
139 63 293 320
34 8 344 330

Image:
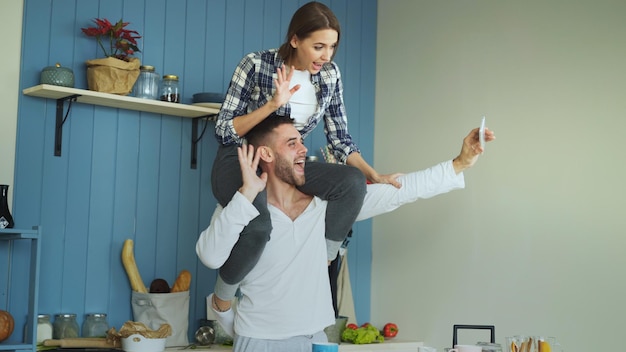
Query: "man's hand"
452 127 495 174
237 144 267 202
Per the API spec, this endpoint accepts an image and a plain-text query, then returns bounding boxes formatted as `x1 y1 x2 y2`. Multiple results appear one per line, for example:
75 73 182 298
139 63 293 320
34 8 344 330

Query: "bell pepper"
383 323 399 338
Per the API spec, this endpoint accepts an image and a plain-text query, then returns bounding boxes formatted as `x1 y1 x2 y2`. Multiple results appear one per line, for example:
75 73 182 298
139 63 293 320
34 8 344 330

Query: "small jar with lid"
53 313 80 339
36 314 53 343
133 65 160 100
160 74 181 103
82 313 109 337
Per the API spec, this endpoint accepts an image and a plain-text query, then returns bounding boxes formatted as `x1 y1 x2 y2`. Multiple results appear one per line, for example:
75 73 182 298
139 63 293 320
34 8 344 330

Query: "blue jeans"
211 144 366 284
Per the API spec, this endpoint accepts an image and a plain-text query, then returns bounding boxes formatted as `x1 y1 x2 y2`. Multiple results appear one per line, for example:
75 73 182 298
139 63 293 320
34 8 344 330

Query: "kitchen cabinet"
22 84 219 169
0 226 42 352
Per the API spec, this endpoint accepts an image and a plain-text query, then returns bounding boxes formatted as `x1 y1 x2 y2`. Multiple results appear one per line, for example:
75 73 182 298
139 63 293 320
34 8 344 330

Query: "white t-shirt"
196 160 465 339
289 69 318 130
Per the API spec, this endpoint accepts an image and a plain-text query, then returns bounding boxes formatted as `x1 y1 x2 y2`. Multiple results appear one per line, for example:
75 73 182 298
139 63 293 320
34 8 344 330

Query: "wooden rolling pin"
43 337 119 348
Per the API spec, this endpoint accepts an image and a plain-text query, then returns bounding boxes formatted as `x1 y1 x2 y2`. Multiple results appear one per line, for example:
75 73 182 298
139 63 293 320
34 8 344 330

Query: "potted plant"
81 18 142 95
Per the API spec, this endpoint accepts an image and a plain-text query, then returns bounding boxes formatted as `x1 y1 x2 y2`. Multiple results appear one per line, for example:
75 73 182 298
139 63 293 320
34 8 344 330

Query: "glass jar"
53 313 80 339
160 74 181 103
36 314 53 343
133 65 160 100
82 313 109 337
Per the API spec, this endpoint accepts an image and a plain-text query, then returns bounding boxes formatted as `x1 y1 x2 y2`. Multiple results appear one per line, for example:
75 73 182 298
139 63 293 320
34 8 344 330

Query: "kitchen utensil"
452 325 501 352
194 325 215 345
121 333 166 352
199 319 232 344
450 346 482 352
193 92 225 104
312 342 339 352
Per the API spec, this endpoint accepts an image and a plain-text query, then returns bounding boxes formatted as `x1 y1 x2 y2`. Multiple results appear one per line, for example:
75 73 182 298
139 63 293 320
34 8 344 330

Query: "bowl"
121 334 166 352
193 92 225 104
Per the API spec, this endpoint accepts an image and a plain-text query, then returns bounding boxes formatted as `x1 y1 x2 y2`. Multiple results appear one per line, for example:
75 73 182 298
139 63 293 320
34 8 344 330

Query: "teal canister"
40 63 75 87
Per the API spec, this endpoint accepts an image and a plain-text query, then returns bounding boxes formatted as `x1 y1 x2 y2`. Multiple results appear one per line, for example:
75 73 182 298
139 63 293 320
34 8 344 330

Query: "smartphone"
479 116 486 149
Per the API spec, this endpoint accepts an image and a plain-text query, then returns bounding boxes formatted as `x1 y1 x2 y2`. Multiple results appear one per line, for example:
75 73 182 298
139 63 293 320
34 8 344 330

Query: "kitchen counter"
167 339 423 351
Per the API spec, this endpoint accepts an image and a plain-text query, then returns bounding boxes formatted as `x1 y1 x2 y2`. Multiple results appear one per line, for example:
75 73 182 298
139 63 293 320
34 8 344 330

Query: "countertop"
166 339 423 351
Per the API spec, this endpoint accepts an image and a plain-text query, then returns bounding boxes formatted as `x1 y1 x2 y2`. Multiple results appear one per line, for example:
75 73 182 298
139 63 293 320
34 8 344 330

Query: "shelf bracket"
54 94 81 156
191 114 216 169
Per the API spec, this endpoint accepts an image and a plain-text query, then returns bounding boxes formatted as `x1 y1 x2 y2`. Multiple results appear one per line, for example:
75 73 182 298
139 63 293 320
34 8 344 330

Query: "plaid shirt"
214 49 359 163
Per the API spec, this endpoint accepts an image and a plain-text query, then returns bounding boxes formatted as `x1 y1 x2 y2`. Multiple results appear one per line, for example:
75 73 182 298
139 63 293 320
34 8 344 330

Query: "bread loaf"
121 239 148 293
171 270 191 292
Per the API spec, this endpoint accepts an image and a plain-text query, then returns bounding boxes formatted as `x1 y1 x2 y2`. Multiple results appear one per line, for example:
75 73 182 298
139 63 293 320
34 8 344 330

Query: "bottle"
133 65 160 100
37 314 53 343
0 184 14 229
82 313 109 338
53 313 79 339
160 74 181 103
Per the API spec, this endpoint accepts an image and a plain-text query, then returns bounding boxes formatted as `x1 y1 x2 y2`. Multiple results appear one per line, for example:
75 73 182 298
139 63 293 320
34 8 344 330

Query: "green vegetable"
341 324 384 344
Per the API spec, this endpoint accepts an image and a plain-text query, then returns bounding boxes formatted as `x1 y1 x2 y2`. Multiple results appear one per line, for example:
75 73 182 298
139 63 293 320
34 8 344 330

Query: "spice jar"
36 314 53 343
160 74 181 103
53 313 79 339
133 65 160 100
82 313 109 338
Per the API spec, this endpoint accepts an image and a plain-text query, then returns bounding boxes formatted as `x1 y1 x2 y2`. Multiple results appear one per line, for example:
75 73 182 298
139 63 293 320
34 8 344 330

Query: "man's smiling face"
268 124 308 186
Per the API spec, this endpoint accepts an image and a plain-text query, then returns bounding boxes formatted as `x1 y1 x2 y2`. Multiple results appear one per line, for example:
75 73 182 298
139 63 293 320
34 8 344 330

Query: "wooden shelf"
23 84 219 118
22 84 219 168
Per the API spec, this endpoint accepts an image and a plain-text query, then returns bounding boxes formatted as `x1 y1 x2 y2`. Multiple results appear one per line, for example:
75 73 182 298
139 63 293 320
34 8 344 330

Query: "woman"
210 1 401 317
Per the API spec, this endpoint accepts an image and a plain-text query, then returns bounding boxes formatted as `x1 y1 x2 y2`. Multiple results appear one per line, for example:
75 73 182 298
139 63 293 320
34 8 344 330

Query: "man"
196 114 495 352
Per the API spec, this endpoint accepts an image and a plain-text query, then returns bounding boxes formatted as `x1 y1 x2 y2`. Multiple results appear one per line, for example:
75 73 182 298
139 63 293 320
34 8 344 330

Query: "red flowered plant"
81 18 141 61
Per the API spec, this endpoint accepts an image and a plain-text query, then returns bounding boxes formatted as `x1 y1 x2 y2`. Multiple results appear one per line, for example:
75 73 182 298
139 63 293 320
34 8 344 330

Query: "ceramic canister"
40 63 75 87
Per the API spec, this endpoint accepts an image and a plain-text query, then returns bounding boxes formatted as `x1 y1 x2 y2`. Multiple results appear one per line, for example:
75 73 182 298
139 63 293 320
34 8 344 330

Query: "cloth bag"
131 290 190 347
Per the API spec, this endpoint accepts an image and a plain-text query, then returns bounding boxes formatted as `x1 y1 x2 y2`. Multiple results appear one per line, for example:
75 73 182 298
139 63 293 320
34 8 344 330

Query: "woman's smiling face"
289 28 338 73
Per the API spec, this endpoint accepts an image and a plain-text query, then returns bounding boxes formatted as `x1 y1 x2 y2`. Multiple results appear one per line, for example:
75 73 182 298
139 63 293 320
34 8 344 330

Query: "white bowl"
121 334 167 352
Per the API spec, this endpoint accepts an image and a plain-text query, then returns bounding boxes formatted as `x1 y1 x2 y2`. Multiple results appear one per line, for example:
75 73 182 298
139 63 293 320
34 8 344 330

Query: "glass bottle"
133 65 160 100
160 74 181 103
82 313 109 337
36 314 53 343
0 184 14 229
53 313 80 339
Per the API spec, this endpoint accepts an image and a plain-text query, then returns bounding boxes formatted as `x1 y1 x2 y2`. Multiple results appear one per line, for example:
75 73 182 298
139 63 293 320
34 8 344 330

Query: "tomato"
360 322 372 328
346 323 359 330
383 323 399 338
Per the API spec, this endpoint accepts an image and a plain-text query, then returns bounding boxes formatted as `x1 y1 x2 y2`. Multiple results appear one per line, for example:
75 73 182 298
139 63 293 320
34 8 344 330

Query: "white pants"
233 331 328 352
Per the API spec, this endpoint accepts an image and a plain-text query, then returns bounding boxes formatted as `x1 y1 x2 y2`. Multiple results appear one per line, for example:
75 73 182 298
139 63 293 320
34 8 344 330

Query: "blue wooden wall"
6 0 376 341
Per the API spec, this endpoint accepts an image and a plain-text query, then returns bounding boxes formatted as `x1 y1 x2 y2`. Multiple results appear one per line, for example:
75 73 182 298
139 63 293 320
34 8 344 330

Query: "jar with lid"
133 65 160 100
82 313 109 337
36 314 53 343
53 313 80 339
160 74 181 103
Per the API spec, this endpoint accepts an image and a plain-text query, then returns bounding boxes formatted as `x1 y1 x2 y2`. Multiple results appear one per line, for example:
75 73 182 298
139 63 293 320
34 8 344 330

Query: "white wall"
373 1 626 351
0 1 23 205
